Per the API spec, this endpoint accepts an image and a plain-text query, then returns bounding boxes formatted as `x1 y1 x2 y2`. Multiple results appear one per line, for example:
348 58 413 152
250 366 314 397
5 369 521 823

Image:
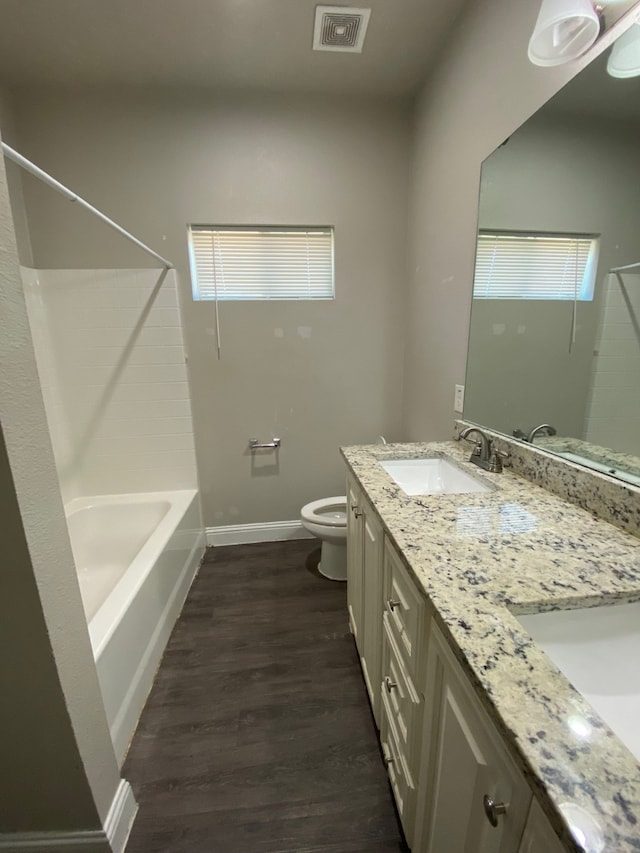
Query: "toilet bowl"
300 496 347 581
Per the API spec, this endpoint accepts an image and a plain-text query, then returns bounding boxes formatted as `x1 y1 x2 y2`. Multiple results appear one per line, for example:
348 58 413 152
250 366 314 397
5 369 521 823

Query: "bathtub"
66 489 205 765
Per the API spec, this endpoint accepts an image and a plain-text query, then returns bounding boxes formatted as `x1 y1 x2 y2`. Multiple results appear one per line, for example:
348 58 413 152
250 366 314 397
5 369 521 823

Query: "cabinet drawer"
381 693 415 824
384 540 425 679
382 613 422 771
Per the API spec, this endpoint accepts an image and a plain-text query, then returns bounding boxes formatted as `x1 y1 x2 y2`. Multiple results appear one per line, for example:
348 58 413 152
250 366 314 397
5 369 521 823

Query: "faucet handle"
488 447 510 473
459 433 483 456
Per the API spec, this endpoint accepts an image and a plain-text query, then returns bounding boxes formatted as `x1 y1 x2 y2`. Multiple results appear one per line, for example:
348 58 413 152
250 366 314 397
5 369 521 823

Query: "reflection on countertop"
341 439 640 853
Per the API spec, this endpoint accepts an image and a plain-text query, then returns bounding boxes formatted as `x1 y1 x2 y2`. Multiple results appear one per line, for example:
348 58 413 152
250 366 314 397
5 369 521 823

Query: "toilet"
300 496 348 581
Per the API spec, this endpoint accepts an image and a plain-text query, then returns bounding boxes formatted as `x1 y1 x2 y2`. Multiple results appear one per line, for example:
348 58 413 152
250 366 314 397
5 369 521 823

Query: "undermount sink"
379 456 492 496
518 601 640 762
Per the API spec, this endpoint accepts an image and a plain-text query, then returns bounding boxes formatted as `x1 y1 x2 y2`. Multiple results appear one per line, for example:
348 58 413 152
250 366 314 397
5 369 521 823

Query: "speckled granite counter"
536 436 640 485
341 440 640 853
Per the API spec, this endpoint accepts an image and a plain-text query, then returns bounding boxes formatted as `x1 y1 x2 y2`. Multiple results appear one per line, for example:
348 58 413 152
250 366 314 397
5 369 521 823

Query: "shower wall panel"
23 267 198 499
585 274 640 456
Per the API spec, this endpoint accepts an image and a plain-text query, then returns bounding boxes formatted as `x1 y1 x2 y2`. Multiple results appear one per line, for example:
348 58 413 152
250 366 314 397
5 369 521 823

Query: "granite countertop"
535 435 640 483
341 440 640 853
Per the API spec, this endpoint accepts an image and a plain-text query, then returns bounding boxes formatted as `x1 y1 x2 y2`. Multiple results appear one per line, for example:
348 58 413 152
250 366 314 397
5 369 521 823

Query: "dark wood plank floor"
123 540 407 853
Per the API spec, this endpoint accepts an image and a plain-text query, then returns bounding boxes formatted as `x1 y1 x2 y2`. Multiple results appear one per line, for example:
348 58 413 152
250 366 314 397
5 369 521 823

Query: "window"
473 231 599 300
188 225 335 301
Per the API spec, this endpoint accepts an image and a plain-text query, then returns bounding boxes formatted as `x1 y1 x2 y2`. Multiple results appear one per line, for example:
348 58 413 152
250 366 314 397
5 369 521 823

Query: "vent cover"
313 6 371 53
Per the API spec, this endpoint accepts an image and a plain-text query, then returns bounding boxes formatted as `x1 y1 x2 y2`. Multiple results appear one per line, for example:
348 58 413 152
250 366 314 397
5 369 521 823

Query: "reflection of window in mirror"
473 231 600 300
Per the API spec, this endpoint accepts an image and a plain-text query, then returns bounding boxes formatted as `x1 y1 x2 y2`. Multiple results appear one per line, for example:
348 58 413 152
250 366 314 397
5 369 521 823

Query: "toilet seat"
300 496 347 527
300 496 348 581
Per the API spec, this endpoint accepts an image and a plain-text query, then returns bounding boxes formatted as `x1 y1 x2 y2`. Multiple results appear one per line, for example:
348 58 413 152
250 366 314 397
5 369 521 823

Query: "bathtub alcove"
68 490 204 763
22 264 206 765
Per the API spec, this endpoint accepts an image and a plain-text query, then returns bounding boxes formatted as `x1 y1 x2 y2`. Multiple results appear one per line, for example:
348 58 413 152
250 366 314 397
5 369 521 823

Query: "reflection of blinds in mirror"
188 226 335 301
473 231 599 300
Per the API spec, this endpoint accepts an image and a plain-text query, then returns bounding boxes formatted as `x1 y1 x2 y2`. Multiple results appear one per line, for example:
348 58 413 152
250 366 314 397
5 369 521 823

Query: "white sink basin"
518 601 640 761
380 457 491 496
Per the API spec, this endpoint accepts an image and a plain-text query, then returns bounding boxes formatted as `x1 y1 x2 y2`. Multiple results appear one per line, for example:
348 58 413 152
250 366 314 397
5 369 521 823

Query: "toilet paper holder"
249 437 281 451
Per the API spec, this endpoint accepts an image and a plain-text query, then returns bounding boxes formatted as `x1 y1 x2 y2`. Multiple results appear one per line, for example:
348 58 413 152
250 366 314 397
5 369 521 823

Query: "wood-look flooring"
123 540 408 853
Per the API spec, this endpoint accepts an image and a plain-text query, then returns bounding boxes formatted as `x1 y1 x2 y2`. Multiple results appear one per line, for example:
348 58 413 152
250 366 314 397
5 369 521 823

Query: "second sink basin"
518 601 640 762
380 456 492 496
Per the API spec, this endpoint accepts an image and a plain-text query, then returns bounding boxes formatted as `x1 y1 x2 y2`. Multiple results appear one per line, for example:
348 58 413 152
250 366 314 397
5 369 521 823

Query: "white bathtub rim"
65 489 198 658
109 533 203 764
88 488 197 658
64 489 194 516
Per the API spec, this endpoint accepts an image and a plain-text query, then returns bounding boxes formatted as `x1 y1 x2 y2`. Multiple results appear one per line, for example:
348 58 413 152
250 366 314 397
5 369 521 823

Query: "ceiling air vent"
313 6 371 53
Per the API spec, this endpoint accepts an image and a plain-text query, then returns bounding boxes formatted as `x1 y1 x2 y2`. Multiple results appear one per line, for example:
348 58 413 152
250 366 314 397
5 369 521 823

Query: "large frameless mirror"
464 36 640 487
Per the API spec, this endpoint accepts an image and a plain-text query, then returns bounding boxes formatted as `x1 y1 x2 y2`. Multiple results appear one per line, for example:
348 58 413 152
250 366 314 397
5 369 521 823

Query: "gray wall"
402 0 634 442
0 91 32 265
0 424 99 832
0 131 122 832
10 91 410 526
465 113 640 439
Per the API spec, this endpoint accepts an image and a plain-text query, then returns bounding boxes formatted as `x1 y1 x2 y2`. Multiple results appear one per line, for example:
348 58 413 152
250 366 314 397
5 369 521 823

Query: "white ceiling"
0 0 470 96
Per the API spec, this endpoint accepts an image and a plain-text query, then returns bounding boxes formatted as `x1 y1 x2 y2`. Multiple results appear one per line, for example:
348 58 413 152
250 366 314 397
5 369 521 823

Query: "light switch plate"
454 384 465 413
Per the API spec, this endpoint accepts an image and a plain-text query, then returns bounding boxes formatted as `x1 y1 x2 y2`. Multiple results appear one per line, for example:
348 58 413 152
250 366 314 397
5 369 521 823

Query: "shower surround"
585 271 640 455
22 266 199 499
22 265 205 763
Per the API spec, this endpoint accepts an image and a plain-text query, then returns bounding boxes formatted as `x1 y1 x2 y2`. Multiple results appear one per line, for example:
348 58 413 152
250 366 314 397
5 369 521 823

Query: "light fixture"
528 0 601 66
607 21 640 77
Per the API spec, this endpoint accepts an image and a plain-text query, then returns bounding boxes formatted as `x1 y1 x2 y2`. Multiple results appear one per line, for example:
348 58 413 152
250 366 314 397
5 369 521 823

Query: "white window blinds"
188 226 335 301
473 231 599 300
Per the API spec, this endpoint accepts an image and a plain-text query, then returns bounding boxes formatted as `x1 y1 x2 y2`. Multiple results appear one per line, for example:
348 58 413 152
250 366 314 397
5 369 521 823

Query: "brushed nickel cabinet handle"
384 676 397 693
483 794 507 827
386 598 401 612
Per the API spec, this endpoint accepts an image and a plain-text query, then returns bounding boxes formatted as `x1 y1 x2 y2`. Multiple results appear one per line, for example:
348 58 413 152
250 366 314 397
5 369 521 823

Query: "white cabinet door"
361 506 383 724
346 473 384 725
420 625 531 853
346 476 364 651
518 800 566 853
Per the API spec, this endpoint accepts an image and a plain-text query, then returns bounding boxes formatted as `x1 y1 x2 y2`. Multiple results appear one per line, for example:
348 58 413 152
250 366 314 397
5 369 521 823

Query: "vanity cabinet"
344 470 570 853
518 800 567 853
346 473 384 725
415 622 532 853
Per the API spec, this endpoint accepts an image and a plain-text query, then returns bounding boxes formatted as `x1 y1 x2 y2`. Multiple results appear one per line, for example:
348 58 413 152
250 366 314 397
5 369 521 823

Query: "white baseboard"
207 520 315 547
0 781 137 853
104 780 138 853
0 833 107 852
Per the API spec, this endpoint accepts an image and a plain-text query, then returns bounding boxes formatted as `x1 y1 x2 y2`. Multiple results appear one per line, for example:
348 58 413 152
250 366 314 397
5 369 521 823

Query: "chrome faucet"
458 427 509 473
526 423 556 443
459 426 491 462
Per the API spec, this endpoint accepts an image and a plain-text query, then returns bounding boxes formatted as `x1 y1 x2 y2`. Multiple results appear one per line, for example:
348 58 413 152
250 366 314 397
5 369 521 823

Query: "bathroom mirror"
464 40 640 487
